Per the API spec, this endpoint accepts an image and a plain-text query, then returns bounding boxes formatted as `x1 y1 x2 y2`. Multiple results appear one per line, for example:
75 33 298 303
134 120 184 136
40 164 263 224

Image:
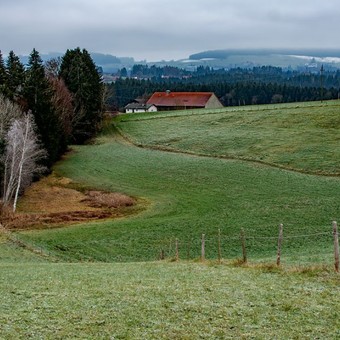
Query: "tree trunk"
12 116 29 212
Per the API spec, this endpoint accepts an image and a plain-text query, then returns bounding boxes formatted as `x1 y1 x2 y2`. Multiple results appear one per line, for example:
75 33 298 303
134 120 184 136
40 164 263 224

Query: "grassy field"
1 101 340 338
15 139 338 263
11 101 339 264
1 259 339 339
117 100 340 175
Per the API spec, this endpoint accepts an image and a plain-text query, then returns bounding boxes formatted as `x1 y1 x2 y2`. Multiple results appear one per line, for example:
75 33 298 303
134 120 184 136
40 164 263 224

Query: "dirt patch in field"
2 174 137 230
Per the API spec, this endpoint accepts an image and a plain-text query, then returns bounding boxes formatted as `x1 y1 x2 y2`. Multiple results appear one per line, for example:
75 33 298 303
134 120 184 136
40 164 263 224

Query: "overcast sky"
1 0 339 61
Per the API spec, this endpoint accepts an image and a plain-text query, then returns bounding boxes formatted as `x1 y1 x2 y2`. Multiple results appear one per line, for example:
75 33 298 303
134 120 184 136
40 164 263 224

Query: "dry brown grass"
81 191 135 208
1 174 136 230
18 176 96 214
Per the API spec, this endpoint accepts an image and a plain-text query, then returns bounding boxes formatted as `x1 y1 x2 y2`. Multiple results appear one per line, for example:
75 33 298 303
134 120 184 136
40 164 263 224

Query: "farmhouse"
124 103 157 113
146 91 223 111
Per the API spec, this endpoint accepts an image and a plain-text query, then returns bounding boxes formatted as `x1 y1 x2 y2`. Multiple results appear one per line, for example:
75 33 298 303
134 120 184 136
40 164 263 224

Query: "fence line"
281 232 331 239
1 221 338 271
157 222 338 272
192 231 332 242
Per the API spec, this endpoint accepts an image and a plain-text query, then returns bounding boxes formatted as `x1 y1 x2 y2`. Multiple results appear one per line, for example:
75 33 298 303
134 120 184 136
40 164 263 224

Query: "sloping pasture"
1 102 340 338
117 100 340 175
15 102 340 263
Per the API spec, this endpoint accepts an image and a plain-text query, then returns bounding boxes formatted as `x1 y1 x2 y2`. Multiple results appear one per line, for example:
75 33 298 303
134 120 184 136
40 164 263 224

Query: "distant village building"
146 91 223 111
124 103 157 114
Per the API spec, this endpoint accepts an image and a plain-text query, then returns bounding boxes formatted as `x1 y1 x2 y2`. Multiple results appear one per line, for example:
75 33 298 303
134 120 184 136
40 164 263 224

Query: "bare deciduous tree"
0 94 21 140
2 113 46 211
45 58 84 143
48 76 74 140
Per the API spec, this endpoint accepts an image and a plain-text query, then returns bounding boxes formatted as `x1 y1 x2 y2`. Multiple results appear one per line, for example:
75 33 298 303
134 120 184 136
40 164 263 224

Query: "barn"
146 91 223 111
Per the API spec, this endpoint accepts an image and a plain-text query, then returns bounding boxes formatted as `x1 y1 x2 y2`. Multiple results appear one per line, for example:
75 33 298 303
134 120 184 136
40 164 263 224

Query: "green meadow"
12 101 339 263
1 101 339 338
117 100 340 175
1 259 339 339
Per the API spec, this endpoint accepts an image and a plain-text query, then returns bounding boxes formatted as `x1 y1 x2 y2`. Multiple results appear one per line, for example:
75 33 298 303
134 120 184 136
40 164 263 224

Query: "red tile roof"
147 92 215 107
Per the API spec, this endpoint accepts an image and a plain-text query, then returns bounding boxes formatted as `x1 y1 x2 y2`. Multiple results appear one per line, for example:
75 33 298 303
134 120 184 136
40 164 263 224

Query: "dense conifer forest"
107 64 340 110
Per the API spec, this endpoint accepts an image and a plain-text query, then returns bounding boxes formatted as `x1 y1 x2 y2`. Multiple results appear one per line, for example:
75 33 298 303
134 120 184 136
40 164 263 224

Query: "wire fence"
155 222 339 272
1 221 339 272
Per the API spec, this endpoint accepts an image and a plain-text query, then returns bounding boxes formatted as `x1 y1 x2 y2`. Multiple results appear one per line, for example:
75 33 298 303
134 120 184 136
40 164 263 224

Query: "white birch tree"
2 113 46 211
0 94 21 140
0 95 22 204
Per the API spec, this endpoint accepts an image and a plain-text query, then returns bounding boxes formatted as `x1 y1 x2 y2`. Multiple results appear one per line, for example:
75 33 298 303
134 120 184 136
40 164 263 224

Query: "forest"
107 64 340 110
0 48 103 211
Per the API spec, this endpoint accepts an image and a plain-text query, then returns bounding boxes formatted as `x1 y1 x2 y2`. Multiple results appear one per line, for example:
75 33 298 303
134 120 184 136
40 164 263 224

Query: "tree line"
118 64 340 89
107 64 340 110
106 78 339 110
0 48 103 211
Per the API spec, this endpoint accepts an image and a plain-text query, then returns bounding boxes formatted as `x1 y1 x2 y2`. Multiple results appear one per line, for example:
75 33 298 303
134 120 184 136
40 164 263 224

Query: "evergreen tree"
5 51 25 101
60 48 103 143
119 67 128 78
0 51 7 95
24 49 63 166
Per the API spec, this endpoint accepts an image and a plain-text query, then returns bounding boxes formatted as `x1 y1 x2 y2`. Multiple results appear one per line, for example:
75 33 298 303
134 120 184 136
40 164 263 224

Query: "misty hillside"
17 52 135 73
189 49 340 60
186 49 340 70
15 48 340 73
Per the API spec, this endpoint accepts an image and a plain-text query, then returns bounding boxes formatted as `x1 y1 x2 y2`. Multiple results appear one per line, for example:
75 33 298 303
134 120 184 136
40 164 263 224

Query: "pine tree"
24 49 63 167
5 51 25 101
0 51 7 95
60 48 103 143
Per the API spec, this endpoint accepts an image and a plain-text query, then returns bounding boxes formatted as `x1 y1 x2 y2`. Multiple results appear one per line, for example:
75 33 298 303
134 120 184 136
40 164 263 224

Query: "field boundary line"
0 223 58 261
113 124 340 178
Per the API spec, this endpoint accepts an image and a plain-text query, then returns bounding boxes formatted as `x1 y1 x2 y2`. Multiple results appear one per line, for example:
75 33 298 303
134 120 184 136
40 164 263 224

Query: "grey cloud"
1 0 340 60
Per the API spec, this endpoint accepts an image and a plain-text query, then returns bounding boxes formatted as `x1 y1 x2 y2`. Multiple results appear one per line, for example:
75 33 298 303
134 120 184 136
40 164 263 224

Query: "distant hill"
14 48 340 73
189 49 340 60
18 52 135 73
185 49 340 70
18 52 63 65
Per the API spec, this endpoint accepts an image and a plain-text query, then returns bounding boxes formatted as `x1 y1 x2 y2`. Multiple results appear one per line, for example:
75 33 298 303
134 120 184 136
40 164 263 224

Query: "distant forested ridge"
188 48 340 60
107 65 340 110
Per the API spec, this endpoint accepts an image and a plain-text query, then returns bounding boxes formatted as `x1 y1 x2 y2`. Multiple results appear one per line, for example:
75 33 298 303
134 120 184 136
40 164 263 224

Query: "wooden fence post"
241 228 247 263
218 229 222 264
201 234 205 262
168 239 172 258
187 238 191 260
175 238 179 261
160 249 165 260
333 221 339 273
277 223 284 266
